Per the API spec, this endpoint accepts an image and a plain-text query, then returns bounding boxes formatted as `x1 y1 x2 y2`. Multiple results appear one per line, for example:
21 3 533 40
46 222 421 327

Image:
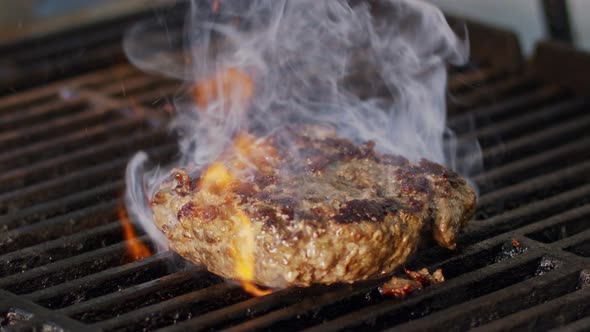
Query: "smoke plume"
124 0 481 251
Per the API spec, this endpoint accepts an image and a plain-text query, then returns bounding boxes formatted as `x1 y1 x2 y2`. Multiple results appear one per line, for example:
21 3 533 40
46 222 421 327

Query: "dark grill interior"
1 8 590 332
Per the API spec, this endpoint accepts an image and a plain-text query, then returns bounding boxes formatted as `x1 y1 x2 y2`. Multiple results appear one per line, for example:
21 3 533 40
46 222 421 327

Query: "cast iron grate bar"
449 71 540 111
93 283 249 331
0 181 123 231
0 98 88 132
25 252 173 308
0 129 169 192
0 118 144 171
457 97 589 150
478 112 590 168
0 2 186 96
447 67 504 92
0 290 96 332
0 222 124 278
551 315 590 332
58 268 222 322
474 136 590 193
447 84 566 133
0 200 119 254
470 284 590 331
467 184 590 244
0 236 153 294
0 144 175 214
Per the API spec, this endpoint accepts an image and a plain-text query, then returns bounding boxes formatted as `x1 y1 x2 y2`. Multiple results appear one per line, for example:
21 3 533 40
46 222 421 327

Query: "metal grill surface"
1 13 589 332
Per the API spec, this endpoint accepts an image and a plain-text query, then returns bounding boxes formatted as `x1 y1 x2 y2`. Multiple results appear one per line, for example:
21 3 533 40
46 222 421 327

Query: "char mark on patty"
334 199 401 224
279 133 378 173
379 154 410 167
178 201 219 222
173 171 193 196
418 159 465 187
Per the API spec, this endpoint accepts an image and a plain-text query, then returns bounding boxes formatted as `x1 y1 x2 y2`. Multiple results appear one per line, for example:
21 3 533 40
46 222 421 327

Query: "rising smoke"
124 0 481 251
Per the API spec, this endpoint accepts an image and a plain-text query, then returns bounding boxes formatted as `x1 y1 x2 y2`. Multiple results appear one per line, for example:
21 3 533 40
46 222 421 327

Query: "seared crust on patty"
151 126 476 288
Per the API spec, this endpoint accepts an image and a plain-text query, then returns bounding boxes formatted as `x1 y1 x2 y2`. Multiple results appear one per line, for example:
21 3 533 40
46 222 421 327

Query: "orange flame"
191 64 269 296
241 281 272 297
118 204 152 260
233 132 279 172
197 135 275 297
191 68 253 110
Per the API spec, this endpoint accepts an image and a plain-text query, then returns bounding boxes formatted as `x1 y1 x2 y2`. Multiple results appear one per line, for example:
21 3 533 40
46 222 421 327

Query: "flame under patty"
151 126 477 288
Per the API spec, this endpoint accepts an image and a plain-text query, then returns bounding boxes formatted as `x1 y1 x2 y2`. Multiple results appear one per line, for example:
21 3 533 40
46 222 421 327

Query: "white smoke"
124 0 481 250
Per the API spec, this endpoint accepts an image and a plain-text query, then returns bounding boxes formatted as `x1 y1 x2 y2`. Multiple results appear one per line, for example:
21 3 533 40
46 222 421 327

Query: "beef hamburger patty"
151 126 477 288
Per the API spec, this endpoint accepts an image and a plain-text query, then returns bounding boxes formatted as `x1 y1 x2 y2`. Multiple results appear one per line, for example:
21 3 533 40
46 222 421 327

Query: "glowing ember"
191 68 253 110
118 204 152 260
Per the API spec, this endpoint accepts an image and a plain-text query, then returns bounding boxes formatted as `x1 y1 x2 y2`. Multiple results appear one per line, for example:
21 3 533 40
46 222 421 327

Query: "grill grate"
0 3 185 97
1 11 590 332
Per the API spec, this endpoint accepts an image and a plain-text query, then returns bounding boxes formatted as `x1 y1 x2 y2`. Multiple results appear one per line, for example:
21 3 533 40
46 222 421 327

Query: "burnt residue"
1 309 33 328
334 199 400 223
173 171 193 196
495 240 529 263
579 270 590 288
535 256 561 276
178 202 219 222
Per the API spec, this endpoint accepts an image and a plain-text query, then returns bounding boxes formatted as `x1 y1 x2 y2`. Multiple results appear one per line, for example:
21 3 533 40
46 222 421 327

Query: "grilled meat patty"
151 126 477 288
